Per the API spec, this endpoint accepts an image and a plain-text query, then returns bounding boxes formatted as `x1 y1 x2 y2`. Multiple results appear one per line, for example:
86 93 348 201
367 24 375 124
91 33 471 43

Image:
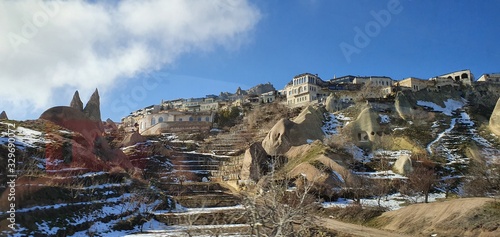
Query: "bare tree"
407 165 436 203
241 173 320 236
464 161 500 198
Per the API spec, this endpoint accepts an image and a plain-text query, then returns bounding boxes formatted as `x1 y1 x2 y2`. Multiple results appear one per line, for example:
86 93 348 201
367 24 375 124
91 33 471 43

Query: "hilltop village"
122 69 500 136
1 68 499 236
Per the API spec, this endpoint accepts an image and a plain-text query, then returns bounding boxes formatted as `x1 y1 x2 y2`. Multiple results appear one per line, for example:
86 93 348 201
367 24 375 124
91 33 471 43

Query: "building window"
151 118 156 126
198 117 202 121
189 117 193 121
205 117 210 121
158 117 164 123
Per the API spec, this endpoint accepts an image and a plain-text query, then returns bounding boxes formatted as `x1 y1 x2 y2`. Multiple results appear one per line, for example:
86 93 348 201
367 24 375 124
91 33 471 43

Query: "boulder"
240 142 269 181
0 111 8 120
70 90 84 111
262 106 325 155
490 98 500 136
83 89 102 122
393 154 413 175
119 131 147 147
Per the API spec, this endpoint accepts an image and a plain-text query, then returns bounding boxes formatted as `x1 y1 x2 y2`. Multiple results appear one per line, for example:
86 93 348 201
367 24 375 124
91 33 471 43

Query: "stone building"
283 73 329 106
437 69 473 86
477 73 500 84
397 77 430 91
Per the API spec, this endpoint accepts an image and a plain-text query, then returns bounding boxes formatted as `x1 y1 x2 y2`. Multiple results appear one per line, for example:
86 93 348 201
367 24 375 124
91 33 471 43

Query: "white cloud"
0 0 260 119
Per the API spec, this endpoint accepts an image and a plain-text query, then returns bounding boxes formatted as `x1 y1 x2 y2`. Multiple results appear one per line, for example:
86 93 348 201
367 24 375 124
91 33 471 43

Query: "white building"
283 73 328 106
437 69 473 86
352 76 394 87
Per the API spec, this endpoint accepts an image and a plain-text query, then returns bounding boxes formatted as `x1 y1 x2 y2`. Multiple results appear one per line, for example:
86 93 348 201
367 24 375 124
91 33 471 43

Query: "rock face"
490 98 500 136
240 143 269 182
394 91 413 120
247 83 275 95
285 143 353 196
105 118 118 131
262 106 325 156
83 89 101 122
119 131 147 147
325 93 341 113
0 111 8 120
393 154 413 175
40 102 132 172
70 90 84 111
344 107 386 144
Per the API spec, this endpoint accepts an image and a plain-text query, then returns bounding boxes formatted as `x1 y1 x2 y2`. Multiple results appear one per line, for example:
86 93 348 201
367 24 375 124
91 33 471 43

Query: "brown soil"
373 198 500 237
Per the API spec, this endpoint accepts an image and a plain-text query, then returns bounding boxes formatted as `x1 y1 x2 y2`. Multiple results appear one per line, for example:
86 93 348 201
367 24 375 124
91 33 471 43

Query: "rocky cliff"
490 97 500 136
261 105 325 156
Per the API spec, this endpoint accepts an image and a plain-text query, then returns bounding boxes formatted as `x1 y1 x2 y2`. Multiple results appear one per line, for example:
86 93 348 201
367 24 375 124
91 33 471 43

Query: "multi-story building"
437 69 473 86
136 110 215 134
351 76 394 87
397 77 430 91
283 73 329 106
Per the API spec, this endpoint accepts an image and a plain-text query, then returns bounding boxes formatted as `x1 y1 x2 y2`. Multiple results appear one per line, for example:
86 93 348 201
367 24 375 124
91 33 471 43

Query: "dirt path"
318 218 409 237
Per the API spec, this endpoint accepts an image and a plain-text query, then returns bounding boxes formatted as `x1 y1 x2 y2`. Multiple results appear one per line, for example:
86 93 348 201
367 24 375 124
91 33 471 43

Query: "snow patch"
416 98 466 116
379 114 390 124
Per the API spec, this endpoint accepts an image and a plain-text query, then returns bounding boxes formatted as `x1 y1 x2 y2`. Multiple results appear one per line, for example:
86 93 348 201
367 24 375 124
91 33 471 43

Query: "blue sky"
1 0 500 121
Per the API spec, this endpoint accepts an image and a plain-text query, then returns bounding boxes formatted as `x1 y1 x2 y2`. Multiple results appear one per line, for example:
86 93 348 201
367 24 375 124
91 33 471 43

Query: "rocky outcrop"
285 143 353 196
325 93 342 113
343 106 387 144
39 102 132 172
240 142 269 182
247 83 275 95
0 111 8 120
119 131 147 147
394 91 413 120
105 118 118 132
83 89 101 122
70 90 84 111
393 154 413 175
490 98 500 136
262 106 325 156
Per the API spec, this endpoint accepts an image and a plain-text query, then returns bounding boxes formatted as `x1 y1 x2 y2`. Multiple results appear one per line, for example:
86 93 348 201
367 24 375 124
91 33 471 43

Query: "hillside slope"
374 198 500 237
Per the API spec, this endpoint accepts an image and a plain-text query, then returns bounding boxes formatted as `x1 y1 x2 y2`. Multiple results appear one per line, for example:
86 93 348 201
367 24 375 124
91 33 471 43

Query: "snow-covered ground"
379 114 390 124
0 123 50 149
416 98 467 116
322 112 351 137
322 192 446 211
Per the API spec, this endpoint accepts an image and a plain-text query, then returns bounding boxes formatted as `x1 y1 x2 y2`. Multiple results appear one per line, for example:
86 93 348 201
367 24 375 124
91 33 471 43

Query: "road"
318 218 409 237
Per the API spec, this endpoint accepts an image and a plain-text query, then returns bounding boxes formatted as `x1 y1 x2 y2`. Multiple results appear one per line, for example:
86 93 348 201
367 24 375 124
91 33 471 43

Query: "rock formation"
83 89 101 122
394 91 413 120
325 93 342 113
0 111 8 120
39 89 133 173
70 90 84 111
119 131 147 147
105 118 118 131
393 154 413 175
240 142 269 182
262 105 325 156
343 106 386 144
285 143 353 196
490 97 500 136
